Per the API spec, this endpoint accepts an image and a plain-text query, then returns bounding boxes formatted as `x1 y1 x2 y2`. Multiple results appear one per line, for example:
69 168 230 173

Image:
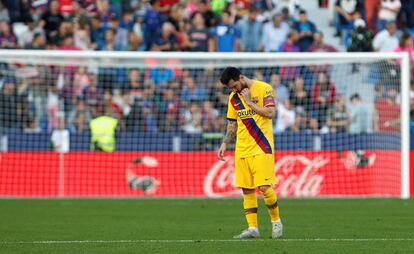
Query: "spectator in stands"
158 87 182 132
209 80 228 115
294 9 316 51
182 101 203 134
68 99 92 128
181 76 208 104
281 7 296 28
47 84 60 131
0 21 16 48
51 112 70 152
378 0 401 31
311 72 337 129
83 73 102 110
365 0 380 31
289 76 311 116
393 33 414 64
124 31 143 51
102 28 121 51
308 31 337 52
183 11 215 52
274 99 296 133
148 66 175 88
372 21 399 52
347 19 374 52
153 22 179 51
334 0 362 38
0 1 9 22
236 6 262 52
201 100 220 132
262 13 289 52
108 13 129 50
90 107 118 152
215 10 239 52
0 81 17 128
270 73 289 104
39 0 64 44
279 30 300 81
374 87 400 132
74 21 91 50
327 95 349 132
123 69 144 101
68 112 89 134
90 15 106 50
141 84 158 132
143 0 163 50
400 0 414 32
198 0 218 28
349 93 369 133
27 33 46 50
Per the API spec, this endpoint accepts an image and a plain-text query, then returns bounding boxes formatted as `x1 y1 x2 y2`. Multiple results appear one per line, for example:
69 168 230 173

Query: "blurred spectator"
334 0 362 38
279 30 300 81
326 95 349 132
109 13 129 50
311 72 337 129
201 100 220 132
0 1 9 22
123 69 144 100
281 7 296 28
19 18 43 48
74 21 91 50
149 67 175 88
365 0 380 31
294 9 316 51
289 76 311 116
158 88 182 131
182 101 202 134
51 112 70 152
102 28 121 50
83 73 102 110
183 11 215 52
181 76 208 103
393 33 414 64
153 22 178 51
73 67 91 97
270 73 289 104
125 31 143 51
236 6 262 52
90 15 106 50
378 0 401 31
59 34 80 50
374 87 400 132
308 31 337 52
215 10 239 52
0 21 17 48
262 13 289 52
349 93 369 133
90 107 118 152
47 84 60 131
28 33 47 49
274 99 296 133
347 19 374 52
0 81 17 128
68 112 89 134
400 0 414 31
372 21 398 52
141 85 158 132
198 0 218 28
68 99 92 128
143 0 163 50
39 0 64 44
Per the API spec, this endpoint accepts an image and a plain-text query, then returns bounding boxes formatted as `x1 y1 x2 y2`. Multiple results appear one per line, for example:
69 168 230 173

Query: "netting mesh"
0 52 405 198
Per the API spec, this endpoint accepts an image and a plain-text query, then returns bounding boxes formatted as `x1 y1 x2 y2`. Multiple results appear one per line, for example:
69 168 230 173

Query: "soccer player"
217 67 283 239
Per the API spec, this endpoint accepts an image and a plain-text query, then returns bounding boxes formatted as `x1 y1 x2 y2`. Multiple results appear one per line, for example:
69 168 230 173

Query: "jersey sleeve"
263 84 276 107
227 93 237 121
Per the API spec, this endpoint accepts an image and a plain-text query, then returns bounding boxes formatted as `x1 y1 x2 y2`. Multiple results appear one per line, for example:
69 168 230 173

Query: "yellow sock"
262 187 280 222
243 192 258 228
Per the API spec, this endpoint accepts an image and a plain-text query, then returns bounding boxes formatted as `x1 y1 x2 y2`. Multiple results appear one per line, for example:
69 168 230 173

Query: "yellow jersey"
227 80 276 158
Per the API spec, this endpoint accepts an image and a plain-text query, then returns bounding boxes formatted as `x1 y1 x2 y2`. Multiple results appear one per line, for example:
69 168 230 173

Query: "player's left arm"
240 88 276 119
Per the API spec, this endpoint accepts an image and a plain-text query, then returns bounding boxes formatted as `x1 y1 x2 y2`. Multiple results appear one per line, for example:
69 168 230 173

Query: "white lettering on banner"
203 155 328 198
275 155 327 197
203 156 241 198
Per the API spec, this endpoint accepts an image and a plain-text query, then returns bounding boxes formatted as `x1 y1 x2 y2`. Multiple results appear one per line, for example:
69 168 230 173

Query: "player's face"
227 76 247 93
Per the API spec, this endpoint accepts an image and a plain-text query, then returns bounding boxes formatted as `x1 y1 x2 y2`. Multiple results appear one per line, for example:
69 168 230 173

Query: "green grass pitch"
0 199 413 254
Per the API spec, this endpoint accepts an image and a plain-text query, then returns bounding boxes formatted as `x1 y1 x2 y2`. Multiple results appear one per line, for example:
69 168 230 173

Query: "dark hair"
220 67 241 86
350 93 360 101
399 32 411 48
299 9 307 15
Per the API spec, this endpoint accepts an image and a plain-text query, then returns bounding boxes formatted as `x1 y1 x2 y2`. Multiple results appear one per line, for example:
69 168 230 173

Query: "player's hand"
240 88 251 104
217 143 227 161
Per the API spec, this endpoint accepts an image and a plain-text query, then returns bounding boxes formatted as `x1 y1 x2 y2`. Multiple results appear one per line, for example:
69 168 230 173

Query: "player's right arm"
217 120 237 161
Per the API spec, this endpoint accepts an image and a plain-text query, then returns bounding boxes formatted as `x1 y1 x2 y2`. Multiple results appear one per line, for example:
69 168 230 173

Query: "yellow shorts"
235 153 276 189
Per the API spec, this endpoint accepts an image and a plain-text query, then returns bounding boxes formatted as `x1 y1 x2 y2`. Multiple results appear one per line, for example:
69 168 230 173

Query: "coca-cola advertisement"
0 151 405 198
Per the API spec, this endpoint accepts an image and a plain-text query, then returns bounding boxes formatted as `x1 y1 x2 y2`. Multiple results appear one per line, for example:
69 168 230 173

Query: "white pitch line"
1 239 414 244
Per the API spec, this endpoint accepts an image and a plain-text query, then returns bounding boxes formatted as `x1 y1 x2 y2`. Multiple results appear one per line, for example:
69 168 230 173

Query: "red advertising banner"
0 151 404 198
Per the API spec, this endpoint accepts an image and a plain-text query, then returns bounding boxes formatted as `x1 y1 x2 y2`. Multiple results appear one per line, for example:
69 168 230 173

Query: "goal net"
0 51 410 198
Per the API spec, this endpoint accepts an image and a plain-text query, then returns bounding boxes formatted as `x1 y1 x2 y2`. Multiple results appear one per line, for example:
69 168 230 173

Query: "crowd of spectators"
0 0 413 135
